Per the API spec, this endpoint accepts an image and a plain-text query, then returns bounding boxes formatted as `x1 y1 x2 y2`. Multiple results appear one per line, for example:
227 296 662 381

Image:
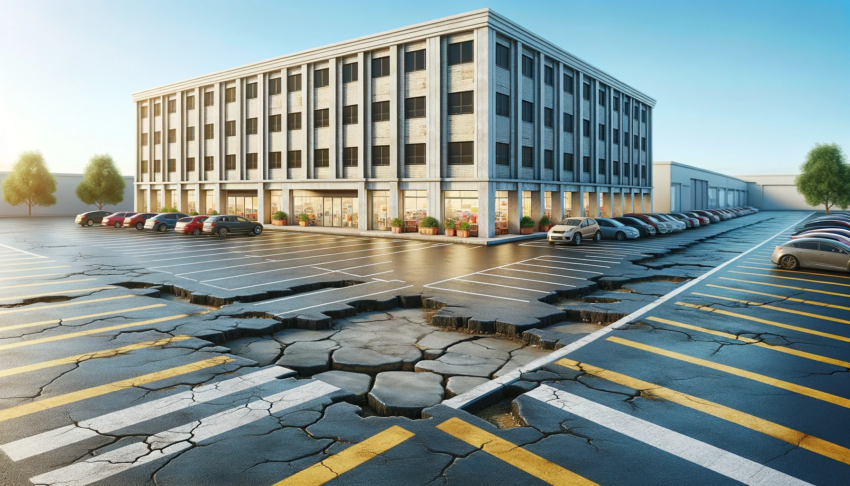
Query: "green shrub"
458 221 471 231
391 218 404 228
418 216 439 228
444 218 456 230
209 210 219 215
189 211 199 216
273 210 287 220
299 213 310 222
538 215 551 226
520 216 536 228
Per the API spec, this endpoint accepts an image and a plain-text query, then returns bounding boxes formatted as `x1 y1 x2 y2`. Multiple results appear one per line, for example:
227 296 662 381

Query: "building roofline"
131 8 655 106
652 161 750 184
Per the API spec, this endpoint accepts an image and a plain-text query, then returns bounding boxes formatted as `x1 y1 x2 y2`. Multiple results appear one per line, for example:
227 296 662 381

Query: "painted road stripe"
437 417 597 486
255 281 379 305
692 292 850 325
534 255 620 264
526 385 811 486
0 286 115 302
706 284 850 311
0 260 55 267
277 285 414 315
273 425 415 486
29 380 338 486
0 273 64 281
0 243 45 258
645 316 850 369
0 295 135 316
428 286 530 302
719 277 850 298
0 304 167 332
0 314 188 351
0 366 288 461
502 267 587 281
534 257 611 268
729 270 850 288
0 336 192 378
676 302 850 343
477 273 576 287
513 262 603 274
0 266 68 274
0 356 232 423
454 278 551 293
554 358 850 465
737 265 850 280
0 278 97 290
607 336 850 409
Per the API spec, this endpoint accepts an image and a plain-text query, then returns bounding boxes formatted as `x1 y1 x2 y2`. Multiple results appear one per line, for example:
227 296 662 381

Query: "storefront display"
187 190 196 214
227 195 259 221
372 191 389 230
403 190 427 232
495 191 509 235
293 196 356 227
544 192 552 218
522 191 531 218
205 191 215 214
444 190 478 237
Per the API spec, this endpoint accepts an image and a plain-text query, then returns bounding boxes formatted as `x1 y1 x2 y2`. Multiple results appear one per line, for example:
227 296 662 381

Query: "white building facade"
132 9 655 237
652 161 749 213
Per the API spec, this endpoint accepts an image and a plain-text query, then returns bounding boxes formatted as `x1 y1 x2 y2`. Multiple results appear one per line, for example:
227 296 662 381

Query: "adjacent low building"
652 161 749 213
737 174 819 211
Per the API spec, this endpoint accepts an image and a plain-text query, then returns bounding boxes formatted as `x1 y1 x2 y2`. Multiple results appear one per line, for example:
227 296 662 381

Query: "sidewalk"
264 224 546 245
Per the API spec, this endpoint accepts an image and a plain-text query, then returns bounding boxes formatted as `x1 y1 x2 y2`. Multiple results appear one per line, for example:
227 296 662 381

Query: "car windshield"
558 219 583 227
178 217 192 222
646 216 660 223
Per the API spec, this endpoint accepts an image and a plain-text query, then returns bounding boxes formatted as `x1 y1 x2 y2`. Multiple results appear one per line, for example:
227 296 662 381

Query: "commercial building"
737 174 819 211
132 9 655 237
0 172 134 217
652 161 749 213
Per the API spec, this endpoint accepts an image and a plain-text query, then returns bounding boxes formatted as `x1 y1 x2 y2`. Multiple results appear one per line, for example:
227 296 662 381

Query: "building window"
521 146 533 167
544 65 554 85
624 162 630 177
372 101 390 122
613 162 620 176
225 121 236 137
246 153 258 170
269 151 282 169
521 55 534 77
544 150 553 169
613 128 619 144
448 91 473 115
544 108 553 128
598 159 606 174
141 106 148 118
624 100 630 115
288 74 302 92
563 153 574 171
246 83 257 99
288 113 302 130
246 118 258 135
642 165 647 178
522 101 533 123
186 157 195 171
168 129 176 143
405 97 426 118
405 144 425 165
343 147 358 167
564 74 574 94
204 156 214 171
598 124 605 141
496 143 509 166
314 109 329 128
168 100 176 113
613 96 619 111
343 105 358 125
154 103 161 116
204 124 214 140
583 82 590 100
186 127 195 141
447 40 473 65
141 160 148 172
634 134 639 148
314 149 329 168
634 163 640 176
372 57 390 77
404 50 425 72
642 109 647 123
598 89 605 106
449 142 474 165
582 156 590 172
642 137 647 151
287 151 302 168
314 69 329 88
154 131 161 144
225 155 236 170
624 132 630 147
269 114 281 132
496 43 510 69
154 160 161 172
563 113 573 133
634 105 640 120
269 78 282 95
341 63 358 83
141 133 148 145
204 92 214 106
225 87 236 103
496 93 510 117
372 145 390 166
582 119 590 137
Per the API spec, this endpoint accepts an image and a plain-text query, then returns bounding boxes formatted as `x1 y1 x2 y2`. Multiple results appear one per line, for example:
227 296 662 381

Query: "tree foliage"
1 151 57 216
795 143 850 214
76 154 125 210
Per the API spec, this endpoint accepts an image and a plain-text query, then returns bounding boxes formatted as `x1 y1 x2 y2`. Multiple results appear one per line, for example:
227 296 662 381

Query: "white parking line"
275 285 414 315
254 281 379 305
132 236 350 260
511 262 602 274
202 270 337 290
535 255 620 264
501 267 588 281
477 273 575 287
533 257 610 268
423 285 529 303
454 278 551 293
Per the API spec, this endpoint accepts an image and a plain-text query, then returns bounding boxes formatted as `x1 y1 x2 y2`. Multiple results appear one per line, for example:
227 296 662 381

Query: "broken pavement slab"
368 371 444 418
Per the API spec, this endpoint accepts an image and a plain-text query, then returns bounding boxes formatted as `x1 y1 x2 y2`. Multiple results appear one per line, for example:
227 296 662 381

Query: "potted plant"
272 211 288 226
444 218 457 237
520 216 536 234
418 216 439 235
457 221 471 238
209 210 219 216
538 215 552 232
189 211 199 216
391 218 404 233
298 213 309 226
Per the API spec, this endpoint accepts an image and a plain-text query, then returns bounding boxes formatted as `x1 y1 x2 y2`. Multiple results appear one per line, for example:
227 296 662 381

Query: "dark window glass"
287 151 302 168
405 144 425 165
246 153 258 170
641 137 647 151
642 109 647 123
582 119 590 136
314 69 329 88
154 131 161 144
343 147 358 167
624 162 630 177
613 128 619 144
372 57 390 77
343 105 358 125
225 155 236 170
167 159 176 172
141 160 148 172
246 83 257 99
186 157 195 171
634 105 640 119
405 97 426 118
225 87 235 103
544 66 553 85
288 74 302 92
269 152 282 169
269 78 282 95
449 142 474 165
154 160 161 172
204 156 214 171
204 124 214 140
204 92 214 106
168 129 176 143
447 41 473 65
314 109 329 128
641 165 647 178
168 100 176 113
496 143 509 166
563 74 574 94
186 96 195 110
795 241 819 250
343 63 358 83
522 55 534 77
598 89 605 106
225 121 235 137
154 103 161 116
624 100 630 115
613 96 619 111
522 146 533 167
141 106 148 118
448 91 473 115
288 113 302 130
496 93 510 117
598 124 605 141
404 50 425 72
634 163 639 176
613 162 620 176
269 115 281 132
563 153 574 171
314 149 329 168
544 108 553 128
582 156 590 172
372 145 390 166
544 150 553 169
598 159 606 174
496 44 510 69
372 101 390 122
563 113 573 133
522 101 533 123
141 133 148 145
583 82 591 100
246 118 258 135
624 132 630 147
634 134 639 148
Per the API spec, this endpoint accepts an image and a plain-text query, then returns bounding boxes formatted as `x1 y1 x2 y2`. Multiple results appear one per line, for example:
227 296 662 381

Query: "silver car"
595 218 640 240
547 217 601 245
772 238 850 272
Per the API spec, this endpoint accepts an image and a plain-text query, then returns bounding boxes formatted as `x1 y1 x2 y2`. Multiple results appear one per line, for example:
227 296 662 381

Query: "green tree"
1 151 57 216
795 143 850 215
76 154 125 210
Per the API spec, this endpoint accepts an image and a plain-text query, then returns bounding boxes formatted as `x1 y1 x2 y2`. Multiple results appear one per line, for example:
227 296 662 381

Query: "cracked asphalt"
1 210 846 485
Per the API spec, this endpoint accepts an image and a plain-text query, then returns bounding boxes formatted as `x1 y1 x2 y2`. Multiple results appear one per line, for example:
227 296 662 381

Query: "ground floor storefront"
134 182 652 237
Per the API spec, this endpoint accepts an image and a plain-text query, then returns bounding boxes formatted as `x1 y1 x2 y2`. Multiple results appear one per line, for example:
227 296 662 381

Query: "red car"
175 215 210 235
124 212 157 230
101 212 136 228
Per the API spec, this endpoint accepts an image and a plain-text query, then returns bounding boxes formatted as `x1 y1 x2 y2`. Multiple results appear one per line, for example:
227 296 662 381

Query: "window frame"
563 74 574 94
598 158 606 175
521 101 533 123
186 157 195 172
269 78 282 95
598 89 606 106
287 150 302 169
246 153 258 170
495 43 510 69
563 113 574 133
204 123 214 140
495 143 509 166
598 124 605 141
186 126 195 141
314 149 329 168
372 101 390 122
167 158 176 173
496 93 510 117
343 62 358 83
448 142 474 165
405 97 426 119
225 120 236 137
544 108 553 128
447 91 474 115
544 150 553 169
314 69 329 88
582 119 591 137
447 41 473 65
168 128 176 143
204 156 214 171
225 87 236 103
269 151 282 169
544 65 554 85
563 153 574 171
288 113 302 130
582 156 590 172
269 114 282 133
404 50 426 72
343 105 358 125
583 82 591 100
521 146 533 168
404 143 426 165
372 145 390 166
246 82 257 99
521 55 534 78
287 74 302 92
225 155 236 171
314 109 329 128
167 99 176 114
372 57 390 78
246 118 258 135
204 92 214 107
343 147 358 167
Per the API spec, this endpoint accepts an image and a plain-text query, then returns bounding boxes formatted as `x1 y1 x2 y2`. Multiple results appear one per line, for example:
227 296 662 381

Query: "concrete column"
257 183 267 224
508 189 520 234
357 182 368 230
144 188 152 213
531 189 543 223
357 54 365 179
280 187 291 224
571 190 583 217
328 59 338 180
602 191 612 217
301 63 310 180
475 27 494 180
646 192 653 212
639 191 645 212
389 47 399 179
428 180 442 228
512 40 523 179
258 74 266 181
588 190 600 217
613 192 623 217
477 182 494 238
551 189 564 221
426 37 441 179
389 181 400 223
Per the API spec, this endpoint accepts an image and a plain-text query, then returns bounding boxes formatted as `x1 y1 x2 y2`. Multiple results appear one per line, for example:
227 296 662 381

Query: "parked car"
668 213 701 228
101 212 136 228
691 210 721 223
624 213 672 234
790 232 850 247
144 212 190 232
547 217 601 245
772 238 850 272
75 211 113 227
704 210 730 221
613 217 656 237
595 218 640 240
792 228 850 239
683 212 711 225
801 219 850 231
202 215 264 237
651 214 688 231
123 212 157 230
176 215 210 235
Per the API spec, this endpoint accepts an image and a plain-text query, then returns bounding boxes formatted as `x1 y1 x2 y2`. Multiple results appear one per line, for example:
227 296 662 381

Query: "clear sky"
0 0 847 176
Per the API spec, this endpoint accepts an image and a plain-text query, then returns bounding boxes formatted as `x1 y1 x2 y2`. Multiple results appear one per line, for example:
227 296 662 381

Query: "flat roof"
652 161 751 184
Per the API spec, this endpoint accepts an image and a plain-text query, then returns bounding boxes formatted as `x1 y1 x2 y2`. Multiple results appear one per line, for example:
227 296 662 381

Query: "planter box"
520 227 534 235
419 227 438 235
538 225 551 232
457 230 470 238
272 219 286 226
391 227 403 233
299 221 308 227
445 229 456 237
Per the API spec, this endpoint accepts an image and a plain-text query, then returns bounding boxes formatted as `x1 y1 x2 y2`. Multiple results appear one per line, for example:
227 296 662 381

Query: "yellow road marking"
729 271 850 288
554 358 850 465
0 260 56 267
0 273 63 282
0 266 68 274
0 314 188 351
738 265 850 280
273 425 414 486
0 336 192 378
719 277 850 298
675 302 850 343
0 355 231 423
0 286 117 302
0 304 167 332
607 336 850 409
437 417 597 486
645 316 850 369
692 292 850 326
706 284 850 312
0 278 97 290
0 295 135 316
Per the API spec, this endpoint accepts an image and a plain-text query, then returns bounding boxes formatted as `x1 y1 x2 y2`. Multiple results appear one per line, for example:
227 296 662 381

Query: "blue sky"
0 0 847 176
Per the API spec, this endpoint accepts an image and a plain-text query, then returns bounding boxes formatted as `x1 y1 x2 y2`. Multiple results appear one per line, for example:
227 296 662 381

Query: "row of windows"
493 144 648 175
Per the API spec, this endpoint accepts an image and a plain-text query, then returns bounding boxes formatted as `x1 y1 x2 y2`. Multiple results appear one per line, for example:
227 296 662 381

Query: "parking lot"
1 209 848 485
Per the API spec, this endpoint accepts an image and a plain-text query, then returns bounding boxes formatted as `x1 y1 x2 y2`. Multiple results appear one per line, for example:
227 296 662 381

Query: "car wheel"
616 231 625 241
86 219 94 227
114 222 121 228
779 255 799 270
594 232 602 242
158 224 167 232
252 225 263 236
573 233 581 246
136 222 144 230
218 227 228 237
192 228 200 236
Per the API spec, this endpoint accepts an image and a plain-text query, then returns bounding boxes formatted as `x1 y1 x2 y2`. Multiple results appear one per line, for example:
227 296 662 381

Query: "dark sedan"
613 217 656 237
202 215 264 237
75 211 113 227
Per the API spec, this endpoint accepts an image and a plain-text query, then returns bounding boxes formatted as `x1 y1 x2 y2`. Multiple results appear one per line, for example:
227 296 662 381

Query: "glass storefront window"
564 192 572 217
187 190 196 213
154 190 162 212
342 198 356 227
522 191 531 218
205 191 215 214
718 188 726 208
444 190 479 226
404 191 427 230
495 191 508 235
227 196 258 221
292 195 356 227
544 192 552 218
270 190 282 216
170 190 177 209
372 191 389 230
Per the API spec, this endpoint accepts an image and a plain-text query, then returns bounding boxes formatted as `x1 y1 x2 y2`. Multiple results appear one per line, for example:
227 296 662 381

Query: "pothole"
0 295 74 308
475 398 525 429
